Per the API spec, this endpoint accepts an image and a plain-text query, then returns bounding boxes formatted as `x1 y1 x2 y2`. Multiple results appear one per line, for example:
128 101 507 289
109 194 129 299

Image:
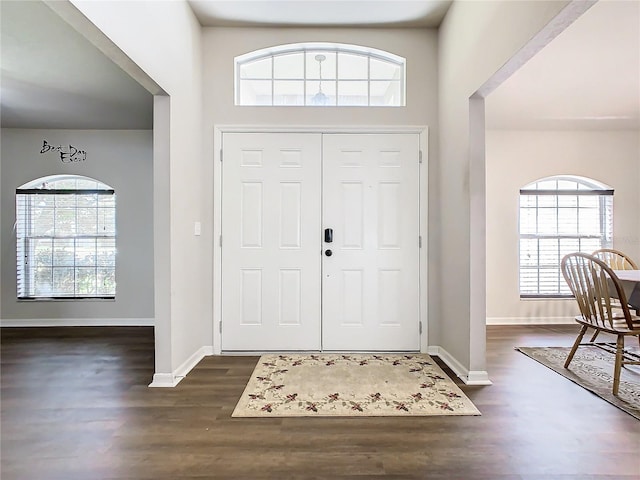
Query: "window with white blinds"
519 176 613 297
16 175 116 299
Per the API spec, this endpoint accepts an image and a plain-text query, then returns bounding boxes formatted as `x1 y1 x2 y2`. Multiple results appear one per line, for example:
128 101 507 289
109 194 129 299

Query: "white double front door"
221 132 420 351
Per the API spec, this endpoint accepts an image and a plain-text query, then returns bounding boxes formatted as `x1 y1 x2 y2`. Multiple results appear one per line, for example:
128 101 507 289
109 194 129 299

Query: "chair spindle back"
592 248 638 270
561 253 634 331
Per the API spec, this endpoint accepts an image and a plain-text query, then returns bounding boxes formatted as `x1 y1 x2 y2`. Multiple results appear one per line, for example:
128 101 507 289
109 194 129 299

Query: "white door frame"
213 125 429 354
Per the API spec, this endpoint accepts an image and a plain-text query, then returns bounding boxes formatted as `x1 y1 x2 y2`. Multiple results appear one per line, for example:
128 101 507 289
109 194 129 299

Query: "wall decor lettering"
40 140 87 163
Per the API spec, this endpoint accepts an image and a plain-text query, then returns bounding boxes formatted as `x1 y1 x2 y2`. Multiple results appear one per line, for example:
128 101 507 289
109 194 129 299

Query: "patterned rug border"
516 346 640 421
232 353 481 418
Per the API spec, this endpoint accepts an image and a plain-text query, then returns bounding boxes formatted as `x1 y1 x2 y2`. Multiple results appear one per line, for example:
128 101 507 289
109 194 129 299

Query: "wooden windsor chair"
560 252 640 395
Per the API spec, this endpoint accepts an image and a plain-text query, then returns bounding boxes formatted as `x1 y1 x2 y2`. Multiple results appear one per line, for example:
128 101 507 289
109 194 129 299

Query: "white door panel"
322 134 420 351
221 133 322 350
221 132 420 352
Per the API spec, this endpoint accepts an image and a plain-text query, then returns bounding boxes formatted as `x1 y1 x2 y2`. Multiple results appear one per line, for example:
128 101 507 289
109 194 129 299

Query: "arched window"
519 175 613 297
235 43 405 106
16 174 116 299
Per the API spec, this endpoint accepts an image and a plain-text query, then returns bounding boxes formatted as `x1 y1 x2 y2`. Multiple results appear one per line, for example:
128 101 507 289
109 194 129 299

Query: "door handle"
324 228 333 243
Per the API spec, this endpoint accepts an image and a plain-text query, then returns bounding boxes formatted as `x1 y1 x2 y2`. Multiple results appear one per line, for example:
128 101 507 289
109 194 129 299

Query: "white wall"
486 129 640 323
0 129 154 324
202 28 437 127
437 0 574 382
202 27 439 350
56 0 604 385
70 0 207 385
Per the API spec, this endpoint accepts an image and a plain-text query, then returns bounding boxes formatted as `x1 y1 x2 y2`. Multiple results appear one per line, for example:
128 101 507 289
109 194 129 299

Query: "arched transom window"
519 175 613 297
235 43 406 107
16 174 116 299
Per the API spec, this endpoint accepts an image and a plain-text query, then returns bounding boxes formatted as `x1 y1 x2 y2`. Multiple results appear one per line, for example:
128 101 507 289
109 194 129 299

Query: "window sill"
17 297 115 302
519 295 574 300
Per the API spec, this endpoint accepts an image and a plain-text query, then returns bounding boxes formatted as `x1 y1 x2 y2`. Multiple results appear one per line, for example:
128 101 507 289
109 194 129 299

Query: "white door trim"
213 125 428 355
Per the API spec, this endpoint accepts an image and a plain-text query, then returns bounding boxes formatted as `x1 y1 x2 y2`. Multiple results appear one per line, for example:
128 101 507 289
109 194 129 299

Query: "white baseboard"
427 345 493 385
149 345 214 388
486 316 574 325
465 370 492 385
174 345 214 381
148 373 180 388
0 317 154 327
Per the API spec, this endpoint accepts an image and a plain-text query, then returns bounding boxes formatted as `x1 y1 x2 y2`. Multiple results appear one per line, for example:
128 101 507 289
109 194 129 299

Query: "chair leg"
564 325 588 368
588 329 600 343
612 335 625 396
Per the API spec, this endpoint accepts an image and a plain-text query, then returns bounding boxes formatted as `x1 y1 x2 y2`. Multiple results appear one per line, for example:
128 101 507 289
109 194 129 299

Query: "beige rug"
232 353 481 417
517 346 640 420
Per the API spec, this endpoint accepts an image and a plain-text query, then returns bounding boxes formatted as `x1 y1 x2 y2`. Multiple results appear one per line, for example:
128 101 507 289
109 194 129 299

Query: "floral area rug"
232 353 481 417
516 346 640 420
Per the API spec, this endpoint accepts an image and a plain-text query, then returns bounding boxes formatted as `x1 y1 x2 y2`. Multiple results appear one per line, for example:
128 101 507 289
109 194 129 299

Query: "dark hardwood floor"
1 325 639 480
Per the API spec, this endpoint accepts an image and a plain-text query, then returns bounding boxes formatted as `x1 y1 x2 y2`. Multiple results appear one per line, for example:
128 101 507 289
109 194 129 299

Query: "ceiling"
486 0 639 130
188 0 452 28
0 0 638 131
0 0 154 130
